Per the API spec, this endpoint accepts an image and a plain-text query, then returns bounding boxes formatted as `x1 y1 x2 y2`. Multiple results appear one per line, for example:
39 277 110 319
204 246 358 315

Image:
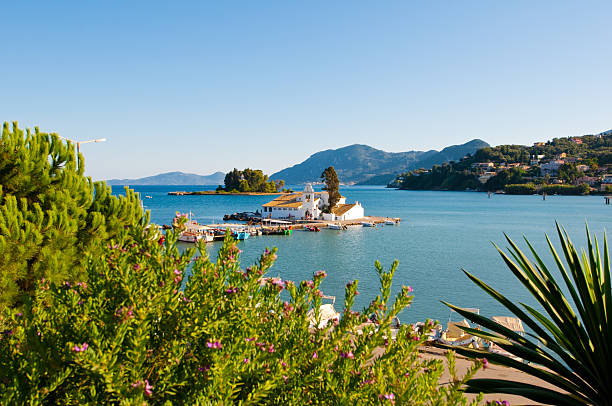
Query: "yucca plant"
442 224 612 405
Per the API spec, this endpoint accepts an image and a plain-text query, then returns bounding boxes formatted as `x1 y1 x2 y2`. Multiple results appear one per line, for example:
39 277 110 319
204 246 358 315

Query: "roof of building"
262 193 301 207
262 190 345 208
332 203 358 216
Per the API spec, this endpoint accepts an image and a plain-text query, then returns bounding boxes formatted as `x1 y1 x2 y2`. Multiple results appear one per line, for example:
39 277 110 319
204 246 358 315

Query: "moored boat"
307 295 340 329
362 221 376 227
435 308 482 348
327 223 347 230
233 231 250 240
174 212 215 243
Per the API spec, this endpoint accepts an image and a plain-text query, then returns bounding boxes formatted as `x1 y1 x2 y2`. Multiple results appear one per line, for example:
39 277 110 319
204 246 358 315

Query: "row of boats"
174 213 252 243
174 212 401 243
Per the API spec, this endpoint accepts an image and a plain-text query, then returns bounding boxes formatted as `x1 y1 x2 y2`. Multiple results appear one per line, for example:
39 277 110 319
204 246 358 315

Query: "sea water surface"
113 185 612 324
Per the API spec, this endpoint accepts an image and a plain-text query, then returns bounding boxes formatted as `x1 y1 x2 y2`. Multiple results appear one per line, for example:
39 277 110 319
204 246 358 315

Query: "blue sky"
1 1 611 180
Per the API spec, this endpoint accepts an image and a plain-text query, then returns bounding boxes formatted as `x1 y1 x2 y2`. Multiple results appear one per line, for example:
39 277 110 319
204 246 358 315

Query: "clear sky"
2 1 611 180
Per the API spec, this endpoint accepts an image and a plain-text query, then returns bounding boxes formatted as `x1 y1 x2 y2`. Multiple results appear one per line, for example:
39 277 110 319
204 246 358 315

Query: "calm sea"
112 185 612 324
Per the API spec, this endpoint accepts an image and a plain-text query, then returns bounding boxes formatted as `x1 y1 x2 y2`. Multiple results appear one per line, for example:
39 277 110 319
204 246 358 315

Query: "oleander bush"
0 224 482 404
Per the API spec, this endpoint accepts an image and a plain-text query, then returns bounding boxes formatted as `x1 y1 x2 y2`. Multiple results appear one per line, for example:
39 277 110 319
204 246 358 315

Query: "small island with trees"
169 168 291 195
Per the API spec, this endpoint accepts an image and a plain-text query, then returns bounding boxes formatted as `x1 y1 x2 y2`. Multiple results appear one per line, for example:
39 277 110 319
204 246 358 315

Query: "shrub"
540 184 589 195
0 227 482 404
504 183 536 195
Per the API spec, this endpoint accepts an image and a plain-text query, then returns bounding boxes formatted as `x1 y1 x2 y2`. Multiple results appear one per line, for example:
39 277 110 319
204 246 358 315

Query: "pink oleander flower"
379 393 395 401
268 344 275 353
144 380 153 396
245 337 255 342
72 342 89 352
482 357 489 369
407 286 413 292
340 351 354 359
173 269 181 275
206 341 222 349
312 351 318 359
243 358 250 363
315 270 327 278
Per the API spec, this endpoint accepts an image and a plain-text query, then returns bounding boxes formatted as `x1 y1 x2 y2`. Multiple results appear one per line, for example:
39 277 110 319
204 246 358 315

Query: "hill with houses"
270 140 489 185
394 129 612 194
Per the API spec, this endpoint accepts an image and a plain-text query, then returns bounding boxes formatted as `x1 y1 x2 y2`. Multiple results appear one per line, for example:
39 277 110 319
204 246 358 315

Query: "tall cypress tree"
0 122 145 310
321 166 340 210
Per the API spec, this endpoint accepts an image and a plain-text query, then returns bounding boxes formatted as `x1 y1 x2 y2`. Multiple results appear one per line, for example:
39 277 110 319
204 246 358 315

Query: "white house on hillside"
261 184 364 221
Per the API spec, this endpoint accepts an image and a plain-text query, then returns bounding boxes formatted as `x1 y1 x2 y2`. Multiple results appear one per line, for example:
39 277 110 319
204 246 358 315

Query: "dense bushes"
219 168 283 193
0 227 481 404
504 183 537 195
540 183 590 195
504 183 590 195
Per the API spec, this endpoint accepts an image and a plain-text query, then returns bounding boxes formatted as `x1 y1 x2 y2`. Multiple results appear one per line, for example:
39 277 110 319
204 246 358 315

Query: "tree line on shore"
394 134 612 194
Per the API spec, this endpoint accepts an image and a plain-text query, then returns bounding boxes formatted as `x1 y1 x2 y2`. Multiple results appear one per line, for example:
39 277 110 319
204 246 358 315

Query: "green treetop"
220 168 281 193
321 166 340 211
0 122 145 311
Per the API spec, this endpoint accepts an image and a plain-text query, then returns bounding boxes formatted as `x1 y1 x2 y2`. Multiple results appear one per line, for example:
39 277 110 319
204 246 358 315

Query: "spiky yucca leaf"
441 224 612 405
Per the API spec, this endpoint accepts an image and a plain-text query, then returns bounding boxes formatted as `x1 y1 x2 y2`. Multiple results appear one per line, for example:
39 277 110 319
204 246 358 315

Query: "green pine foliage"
0 226 482 404
0 122 145 311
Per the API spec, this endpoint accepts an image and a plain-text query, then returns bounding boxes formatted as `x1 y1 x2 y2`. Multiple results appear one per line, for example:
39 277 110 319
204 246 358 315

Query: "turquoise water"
113 185 612 324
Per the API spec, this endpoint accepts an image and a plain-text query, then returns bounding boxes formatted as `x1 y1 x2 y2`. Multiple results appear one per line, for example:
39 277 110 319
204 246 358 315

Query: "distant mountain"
270 140 489 185
106 171 226 186
270 145 434 185
405 139 490 173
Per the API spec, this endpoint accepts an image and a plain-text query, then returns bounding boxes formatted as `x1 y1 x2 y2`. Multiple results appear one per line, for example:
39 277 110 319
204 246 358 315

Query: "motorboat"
327 223 347 230
362 222 376 227
233 231 250 240
385 218 400 225
307 295 340 329
173 212 215 243
305 225 321 232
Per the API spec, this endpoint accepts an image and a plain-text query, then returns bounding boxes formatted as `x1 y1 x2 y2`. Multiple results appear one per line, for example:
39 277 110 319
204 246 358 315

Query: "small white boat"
362 222 376 227
174 212 215 243
307 295 340 329
327 223 347 230
145 195 153 199
436 308 482 348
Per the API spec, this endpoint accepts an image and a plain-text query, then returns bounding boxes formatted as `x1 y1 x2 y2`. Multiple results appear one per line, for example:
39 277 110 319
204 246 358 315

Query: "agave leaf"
442 303 597 391
445 225 612 405
464 379 586 406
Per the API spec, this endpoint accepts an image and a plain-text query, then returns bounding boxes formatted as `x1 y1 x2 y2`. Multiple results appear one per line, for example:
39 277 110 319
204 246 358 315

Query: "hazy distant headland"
106 171 225 186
